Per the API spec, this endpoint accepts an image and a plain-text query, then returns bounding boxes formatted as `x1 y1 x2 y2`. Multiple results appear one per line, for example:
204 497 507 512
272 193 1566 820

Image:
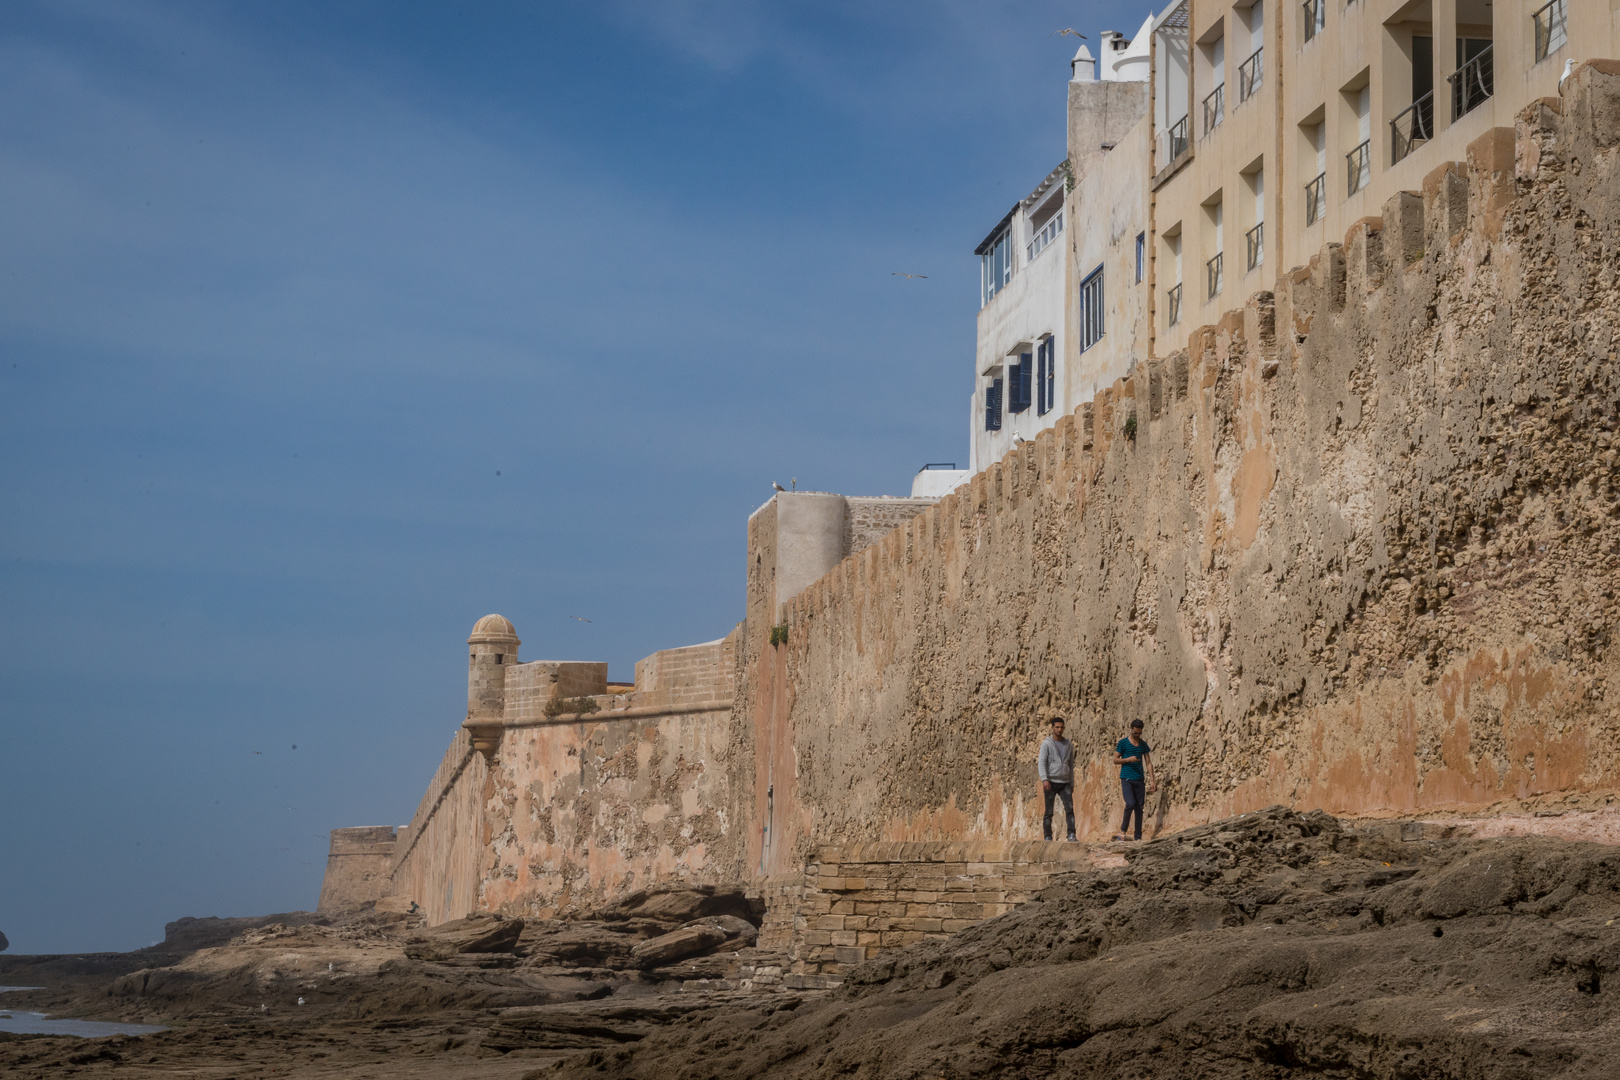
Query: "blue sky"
0 0 1127 953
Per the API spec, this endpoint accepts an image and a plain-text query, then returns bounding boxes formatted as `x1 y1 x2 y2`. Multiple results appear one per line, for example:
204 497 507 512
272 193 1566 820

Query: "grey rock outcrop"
402 912 523 961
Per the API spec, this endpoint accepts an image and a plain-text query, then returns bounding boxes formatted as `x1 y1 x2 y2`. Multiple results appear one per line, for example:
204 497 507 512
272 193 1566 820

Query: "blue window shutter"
986 378 1003 430
1044 339 1055 412
1011 352 1032 413
1036 344 1046 415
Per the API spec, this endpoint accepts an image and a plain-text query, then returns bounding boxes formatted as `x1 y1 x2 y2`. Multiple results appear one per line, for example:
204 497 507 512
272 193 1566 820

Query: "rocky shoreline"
4 808 1619 1078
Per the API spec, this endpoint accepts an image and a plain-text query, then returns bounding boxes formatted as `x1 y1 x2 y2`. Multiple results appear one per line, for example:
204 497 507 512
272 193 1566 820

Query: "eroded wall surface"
316 826 398 913
390 633 744 922
733 66 1620 863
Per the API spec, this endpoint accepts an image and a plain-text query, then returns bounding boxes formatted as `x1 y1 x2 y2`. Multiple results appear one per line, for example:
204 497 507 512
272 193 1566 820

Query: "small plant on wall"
544 695 601 719
1124 414 1138 442
769 624 788 647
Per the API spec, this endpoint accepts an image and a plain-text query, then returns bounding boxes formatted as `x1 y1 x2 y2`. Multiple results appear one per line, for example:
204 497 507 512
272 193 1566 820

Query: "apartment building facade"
1150 0 1616 353
962 0 1612 472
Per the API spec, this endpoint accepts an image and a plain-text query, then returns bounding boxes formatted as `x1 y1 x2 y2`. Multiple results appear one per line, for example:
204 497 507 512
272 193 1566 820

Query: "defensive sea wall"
732 64 1620 877
326 66 1620 957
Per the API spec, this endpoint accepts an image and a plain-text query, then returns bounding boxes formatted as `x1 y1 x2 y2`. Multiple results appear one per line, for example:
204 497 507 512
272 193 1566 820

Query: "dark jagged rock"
402 913 524 961
591 886 764 929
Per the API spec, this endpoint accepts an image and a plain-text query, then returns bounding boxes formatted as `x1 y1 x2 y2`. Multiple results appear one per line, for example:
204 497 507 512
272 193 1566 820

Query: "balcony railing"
1203 84 1225 135
1026 208 1064 263
1238 47 1263 102
1163 115 1190 164
1206 252 1224 299
1346 139 1371 196
1303 0 1324 42
1245 223 1263 272
1390 91 1434 164
1450 44 1494 121
1534 0 1568 62
1305 172 1326 226
1167 283 1183 327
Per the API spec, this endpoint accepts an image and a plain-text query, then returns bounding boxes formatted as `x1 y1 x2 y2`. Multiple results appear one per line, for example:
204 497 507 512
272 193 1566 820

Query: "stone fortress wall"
734 66 1620 875
323 64 1620 975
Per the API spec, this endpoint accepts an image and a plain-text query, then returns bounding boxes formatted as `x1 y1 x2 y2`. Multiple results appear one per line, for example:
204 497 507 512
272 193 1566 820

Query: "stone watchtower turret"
464 614 518 761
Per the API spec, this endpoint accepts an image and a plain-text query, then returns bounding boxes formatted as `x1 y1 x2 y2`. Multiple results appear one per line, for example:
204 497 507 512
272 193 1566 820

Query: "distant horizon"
0 0 1133 954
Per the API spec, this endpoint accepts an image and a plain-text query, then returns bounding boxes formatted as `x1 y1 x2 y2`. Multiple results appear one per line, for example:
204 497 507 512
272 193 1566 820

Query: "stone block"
834 946 867 964
941 919 976 932
813 915 844 931
830 930 859 947
803 930 832 947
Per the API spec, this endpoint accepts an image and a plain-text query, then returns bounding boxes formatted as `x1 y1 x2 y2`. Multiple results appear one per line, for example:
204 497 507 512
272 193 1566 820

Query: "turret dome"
468 614 519 643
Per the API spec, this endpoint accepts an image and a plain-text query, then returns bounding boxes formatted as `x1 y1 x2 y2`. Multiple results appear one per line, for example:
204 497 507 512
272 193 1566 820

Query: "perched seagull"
891 272 928 279
1561 58 1576 87
569 615 592 623
1053 28 1087 38
773 481 787 492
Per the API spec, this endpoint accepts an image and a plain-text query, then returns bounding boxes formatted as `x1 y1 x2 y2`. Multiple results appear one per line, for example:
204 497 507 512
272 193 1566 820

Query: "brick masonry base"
755 841 1128 985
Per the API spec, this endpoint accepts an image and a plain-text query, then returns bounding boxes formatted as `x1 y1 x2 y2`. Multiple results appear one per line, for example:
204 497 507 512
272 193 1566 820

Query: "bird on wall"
1561 58 1576 87
1053 28 1087 38
891 272 928 279
569 615 592 623
773 482 787 492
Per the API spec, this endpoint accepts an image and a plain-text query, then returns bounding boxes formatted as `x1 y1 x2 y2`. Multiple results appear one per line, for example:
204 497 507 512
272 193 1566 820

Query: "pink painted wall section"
477 706 738 919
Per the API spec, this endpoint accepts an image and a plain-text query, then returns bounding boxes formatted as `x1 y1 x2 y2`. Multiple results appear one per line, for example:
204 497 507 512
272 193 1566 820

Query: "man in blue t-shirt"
1112 720 1156 841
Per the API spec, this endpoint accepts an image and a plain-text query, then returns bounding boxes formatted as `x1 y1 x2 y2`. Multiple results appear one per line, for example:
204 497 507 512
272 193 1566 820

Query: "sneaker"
1066 834 1077 842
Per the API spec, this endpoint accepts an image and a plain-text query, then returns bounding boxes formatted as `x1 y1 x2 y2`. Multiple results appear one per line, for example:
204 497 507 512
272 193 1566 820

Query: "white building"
968 16 1154 474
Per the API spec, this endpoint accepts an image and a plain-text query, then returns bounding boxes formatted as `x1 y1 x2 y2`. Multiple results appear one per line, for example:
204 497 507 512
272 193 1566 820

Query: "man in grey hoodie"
1038 715 1077 841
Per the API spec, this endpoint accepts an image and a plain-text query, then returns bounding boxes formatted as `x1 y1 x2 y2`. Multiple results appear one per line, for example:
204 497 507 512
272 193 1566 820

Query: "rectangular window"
1080 267 1105 351
1134 233 1145 283
1303 0 1324 43
979 229 1013 306
985 377 1003 431
1009 351 1033 413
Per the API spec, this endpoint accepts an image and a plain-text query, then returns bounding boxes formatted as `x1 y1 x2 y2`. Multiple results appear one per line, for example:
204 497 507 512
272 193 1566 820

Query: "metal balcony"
1203 84 1225 135
1390 92 1434 164
1238 47 1263 102
1304 172 1326 226
1346 139 1371 196
1450 44 1494 121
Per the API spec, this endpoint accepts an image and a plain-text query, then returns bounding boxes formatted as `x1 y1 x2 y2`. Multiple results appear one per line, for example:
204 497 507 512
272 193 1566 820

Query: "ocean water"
0 993 167 1038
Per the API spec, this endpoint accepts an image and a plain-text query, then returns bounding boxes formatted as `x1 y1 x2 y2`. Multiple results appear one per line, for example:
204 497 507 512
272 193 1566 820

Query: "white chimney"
1070 43 1096 82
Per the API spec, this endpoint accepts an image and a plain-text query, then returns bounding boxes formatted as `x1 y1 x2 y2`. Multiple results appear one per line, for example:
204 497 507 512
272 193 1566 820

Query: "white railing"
1026 209 1064 262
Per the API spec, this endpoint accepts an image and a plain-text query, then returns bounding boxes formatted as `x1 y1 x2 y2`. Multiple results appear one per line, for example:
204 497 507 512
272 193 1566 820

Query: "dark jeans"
1120 779 1146 839
1043 781 1075 840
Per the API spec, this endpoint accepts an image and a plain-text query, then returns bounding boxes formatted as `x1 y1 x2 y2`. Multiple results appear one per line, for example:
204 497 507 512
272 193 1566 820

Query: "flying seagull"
891 272 928 279
569 615 592 623
252 750 263 755
1053 28 1087 38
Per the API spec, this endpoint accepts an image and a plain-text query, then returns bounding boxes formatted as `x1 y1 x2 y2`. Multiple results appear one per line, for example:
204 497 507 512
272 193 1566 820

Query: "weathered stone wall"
843 497 940 558
390 629 743 924
316 826 398 913
390 729 487 925
757 841 1115 980
731 66 1620 868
